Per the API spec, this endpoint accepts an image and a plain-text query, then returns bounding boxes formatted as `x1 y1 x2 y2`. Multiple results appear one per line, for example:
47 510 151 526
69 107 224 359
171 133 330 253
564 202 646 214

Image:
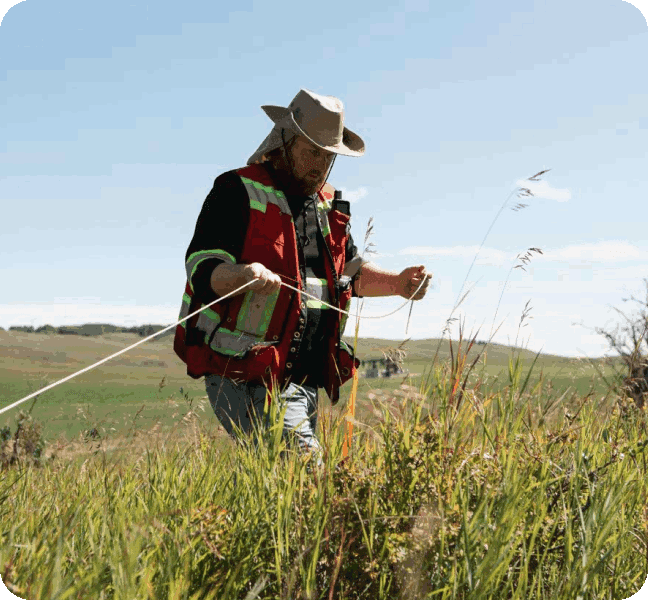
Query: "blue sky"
1 0 647 359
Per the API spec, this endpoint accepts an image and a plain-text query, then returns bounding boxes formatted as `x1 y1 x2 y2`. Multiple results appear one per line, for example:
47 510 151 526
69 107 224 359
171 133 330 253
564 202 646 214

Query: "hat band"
292 110 344 148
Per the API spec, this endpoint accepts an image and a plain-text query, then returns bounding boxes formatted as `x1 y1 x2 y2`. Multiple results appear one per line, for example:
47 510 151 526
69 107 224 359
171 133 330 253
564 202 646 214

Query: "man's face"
286 136 336 196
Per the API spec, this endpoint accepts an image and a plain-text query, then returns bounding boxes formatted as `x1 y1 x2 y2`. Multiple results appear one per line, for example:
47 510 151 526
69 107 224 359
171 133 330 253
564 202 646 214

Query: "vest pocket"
327 210 350 236
202 339 281 386
207 287 281 357
336 339 359 384
208 328 273 357
323 338 360 404
237 288 280 337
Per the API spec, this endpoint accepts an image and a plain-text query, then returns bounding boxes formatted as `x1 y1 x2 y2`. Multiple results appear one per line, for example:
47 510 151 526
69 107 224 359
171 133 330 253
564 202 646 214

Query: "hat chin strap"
281 128 336 196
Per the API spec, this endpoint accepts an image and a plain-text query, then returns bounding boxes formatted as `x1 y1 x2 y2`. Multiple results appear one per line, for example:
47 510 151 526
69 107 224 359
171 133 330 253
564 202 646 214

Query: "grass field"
0 327 646 599
0 329 623 451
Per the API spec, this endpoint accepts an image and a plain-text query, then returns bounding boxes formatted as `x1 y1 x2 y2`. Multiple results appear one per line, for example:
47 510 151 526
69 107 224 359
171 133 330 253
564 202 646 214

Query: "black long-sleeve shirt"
185 166 363 384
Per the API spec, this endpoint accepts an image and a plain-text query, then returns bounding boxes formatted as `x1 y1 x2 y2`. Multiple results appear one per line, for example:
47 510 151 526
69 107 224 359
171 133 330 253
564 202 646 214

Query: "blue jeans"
204 375 321 455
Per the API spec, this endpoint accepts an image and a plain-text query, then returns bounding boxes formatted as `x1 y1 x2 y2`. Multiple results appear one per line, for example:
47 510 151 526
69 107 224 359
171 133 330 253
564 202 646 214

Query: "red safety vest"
173 163 358 403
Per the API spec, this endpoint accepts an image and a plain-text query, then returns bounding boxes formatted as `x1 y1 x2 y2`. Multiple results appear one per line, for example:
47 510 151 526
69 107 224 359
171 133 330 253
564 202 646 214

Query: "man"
174 89 430 455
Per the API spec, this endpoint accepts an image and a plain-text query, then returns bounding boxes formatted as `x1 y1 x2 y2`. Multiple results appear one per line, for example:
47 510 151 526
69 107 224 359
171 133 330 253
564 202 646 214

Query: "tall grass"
1 339 646 599
2 164 646 597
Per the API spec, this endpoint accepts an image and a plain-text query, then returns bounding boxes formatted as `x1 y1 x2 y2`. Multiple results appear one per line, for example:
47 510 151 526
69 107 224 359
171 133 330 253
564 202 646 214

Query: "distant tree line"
3 323 174 338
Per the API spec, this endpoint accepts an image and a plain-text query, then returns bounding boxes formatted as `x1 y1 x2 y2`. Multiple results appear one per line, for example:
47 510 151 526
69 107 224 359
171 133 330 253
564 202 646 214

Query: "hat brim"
261 105 365 157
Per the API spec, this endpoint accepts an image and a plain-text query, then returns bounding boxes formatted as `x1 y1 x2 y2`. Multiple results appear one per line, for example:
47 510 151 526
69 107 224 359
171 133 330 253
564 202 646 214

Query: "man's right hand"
210 262 282 297
244 263 282 295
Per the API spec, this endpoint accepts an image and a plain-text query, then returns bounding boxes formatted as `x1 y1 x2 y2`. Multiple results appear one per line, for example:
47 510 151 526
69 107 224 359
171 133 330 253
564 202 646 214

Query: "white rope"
0 276 427 417
0 280 257 417
280 277 427 319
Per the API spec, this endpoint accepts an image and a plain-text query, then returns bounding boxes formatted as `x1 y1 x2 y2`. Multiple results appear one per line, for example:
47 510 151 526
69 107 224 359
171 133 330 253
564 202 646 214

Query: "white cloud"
516 179 571 202
339 186 368 203
399 245 510 266
543 241 646 263
0 303 179 330
591 264 648 281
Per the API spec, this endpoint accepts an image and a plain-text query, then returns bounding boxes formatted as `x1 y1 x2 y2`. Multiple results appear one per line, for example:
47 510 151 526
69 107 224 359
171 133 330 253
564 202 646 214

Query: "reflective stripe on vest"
178 292 222 337
178 289 278 355
305 267 330 309
181 172 343 360
186 249 237 291
316 199 331 238
234 287 280 337
240 176 292 217
340 306 350 335
181 177 290 359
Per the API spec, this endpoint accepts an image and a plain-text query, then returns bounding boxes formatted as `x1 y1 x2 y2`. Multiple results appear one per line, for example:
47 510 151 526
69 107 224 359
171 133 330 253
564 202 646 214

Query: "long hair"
255 130 297 167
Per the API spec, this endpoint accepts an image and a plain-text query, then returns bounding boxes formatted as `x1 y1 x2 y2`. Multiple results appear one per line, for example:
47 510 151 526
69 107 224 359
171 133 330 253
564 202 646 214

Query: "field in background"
1 327 645 599
0 329 623 458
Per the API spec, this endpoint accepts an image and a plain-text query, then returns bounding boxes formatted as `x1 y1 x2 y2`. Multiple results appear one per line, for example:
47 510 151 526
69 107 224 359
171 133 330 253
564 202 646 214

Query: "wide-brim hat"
247 88 366 165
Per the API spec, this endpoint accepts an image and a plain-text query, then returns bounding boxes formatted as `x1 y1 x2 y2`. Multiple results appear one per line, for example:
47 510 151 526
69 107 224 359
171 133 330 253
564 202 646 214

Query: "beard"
268 155 325 197
293 177 324 196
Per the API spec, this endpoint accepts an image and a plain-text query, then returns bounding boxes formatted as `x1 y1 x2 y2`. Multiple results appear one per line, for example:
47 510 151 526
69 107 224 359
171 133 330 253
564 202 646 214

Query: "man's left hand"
398 265 431 301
